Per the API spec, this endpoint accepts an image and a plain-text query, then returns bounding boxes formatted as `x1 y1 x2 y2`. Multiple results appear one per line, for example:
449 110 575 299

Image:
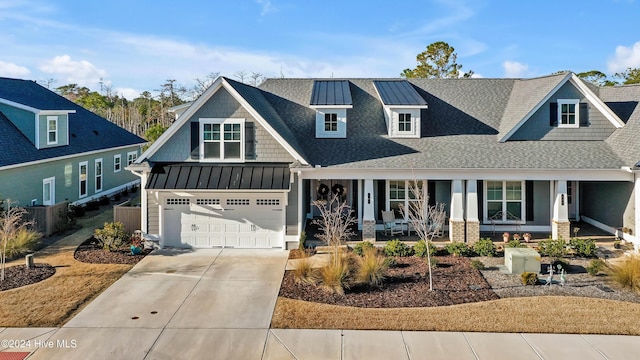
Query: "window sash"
47 117 57 144
485 181 524 223
387 180 424 221
95 159 103 192
201 120 243 160
324 113 338 132
127 151 137 165
398 113 412 132
79 162 88 197
114 155 121 172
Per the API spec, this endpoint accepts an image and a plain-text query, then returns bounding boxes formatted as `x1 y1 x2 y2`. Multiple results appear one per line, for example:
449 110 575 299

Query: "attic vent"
93 130 99 135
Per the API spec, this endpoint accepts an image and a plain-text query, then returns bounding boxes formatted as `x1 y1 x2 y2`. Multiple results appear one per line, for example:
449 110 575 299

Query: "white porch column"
466 180 479 244
634 175 640 253
362 179 376 242
297 173 304 241
140 172 149 233
449 180 465 242
552 180 570 240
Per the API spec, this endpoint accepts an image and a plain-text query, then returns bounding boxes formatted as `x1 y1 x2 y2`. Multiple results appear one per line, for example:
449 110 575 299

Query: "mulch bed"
279 256 499 308
74 237 152 265
0 264 56 292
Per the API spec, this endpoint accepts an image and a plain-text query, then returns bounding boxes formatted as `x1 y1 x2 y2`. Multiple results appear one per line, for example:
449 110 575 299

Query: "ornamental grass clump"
292 254 318 285
606 256 640 293
586 258 606 276
356 248 388 287
521 272 538 285
5 227 41 259
320 251 352 295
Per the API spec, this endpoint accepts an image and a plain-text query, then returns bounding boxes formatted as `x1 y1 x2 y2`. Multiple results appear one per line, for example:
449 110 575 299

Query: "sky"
1 0 640 100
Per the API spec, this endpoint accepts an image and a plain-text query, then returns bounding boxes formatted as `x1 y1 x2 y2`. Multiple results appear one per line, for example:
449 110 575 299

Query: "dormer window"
310 80 353 139
47 116 58 145
199 118 244 160
373 80 428 139
324 113 338 132
558 99 579 128
398 113 412 132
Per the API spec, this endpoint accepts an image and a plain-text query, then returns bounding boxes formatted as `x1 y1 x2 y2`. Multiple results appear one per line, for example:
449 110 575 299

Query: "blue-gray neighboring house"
0 77 145 207
129 73 640 252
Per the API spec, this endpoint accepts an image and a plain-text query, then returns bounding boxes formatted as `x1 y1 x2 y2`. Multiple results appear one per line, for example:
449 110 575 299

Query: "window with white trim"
47 116 58 145
79 161 88 198
484 180 525 223
200 119 244 160
127 151 138 165
114 154 121 172
95 158 103 193
558 99 579 128
43 177 55 206
324 113 338 132
398 113 412 132
387 180 424 220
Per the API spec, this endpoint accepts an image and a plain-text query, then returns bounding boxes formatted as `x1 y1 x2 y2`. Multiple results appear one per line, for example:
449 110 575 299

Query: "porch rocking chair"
382 210 404 236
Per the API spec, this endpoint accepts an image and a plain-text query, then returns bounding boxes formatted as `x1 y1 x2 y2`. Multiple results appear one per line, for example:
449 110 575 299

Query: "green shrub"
521 272 538 285
4 228 41 259
413 239 436 258
320 253 352 295
94 221 128 251
353 241 375 257
606 257 640 293
68 204 86 218
569 238 597 258
384 256 398 268
587 258 606 276
471 259 485 270
292 255 318 285
537 238 567 259
506 239 526 248
445 241 472 257
356 249 388 287
473 238 497 257
384 239 413 257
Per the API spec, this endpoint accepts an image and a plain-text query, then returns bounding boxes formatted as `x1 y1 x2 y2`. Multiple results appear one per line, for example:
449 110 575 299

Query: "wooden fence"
24 201 69 237
113 200 142 234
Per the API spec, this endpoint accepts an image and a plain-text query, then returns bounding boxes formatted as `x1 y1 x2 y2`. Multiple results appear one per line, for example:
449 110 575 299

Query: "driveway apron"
28 248 289 359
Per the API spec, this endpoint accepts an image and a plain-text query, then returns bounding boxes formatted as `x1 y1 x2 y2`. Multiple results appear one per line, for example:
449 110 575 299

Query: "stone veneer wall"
553 220 571 240
362 220 376 242
466 220 480 245
449 220 465 243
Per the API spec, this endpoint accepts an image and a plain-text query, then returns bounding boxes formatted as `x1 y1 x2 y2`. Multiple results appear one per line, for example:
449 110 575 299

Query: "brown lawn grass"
272 296 640 335
0 226 132 327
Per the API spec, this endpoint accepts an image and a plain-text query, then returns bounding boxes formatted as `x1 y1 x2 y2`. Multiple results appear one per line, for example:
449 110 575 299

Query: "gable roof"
140 76 309 165
0 77 145 168
600 83 640 166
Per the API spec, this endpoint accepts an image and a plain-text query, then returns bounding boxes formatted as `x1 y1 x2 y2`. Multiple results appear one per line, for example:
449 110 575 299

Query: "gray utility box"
504 248 541 275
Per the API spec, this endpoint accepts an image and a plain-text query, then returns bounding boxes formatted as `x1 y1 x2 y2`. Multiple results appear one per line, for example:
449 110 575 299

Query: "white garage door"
163 194 284 249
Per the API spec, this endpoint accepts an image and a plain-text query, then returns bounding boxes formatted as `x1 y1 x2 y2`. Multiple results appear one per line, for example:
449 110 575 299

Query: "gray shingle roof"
310 80 352 106
373 80 427 106
600 83 640 166
0 77 145 168
254 76 635 170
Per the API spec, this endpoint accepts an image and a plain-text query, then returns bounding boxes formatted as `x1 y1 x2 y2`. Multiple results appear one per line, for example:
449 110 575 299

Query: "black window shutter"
526 180 534 222
579 103 589 127
550 102 558 127
190 122 199 160
245 122 256 160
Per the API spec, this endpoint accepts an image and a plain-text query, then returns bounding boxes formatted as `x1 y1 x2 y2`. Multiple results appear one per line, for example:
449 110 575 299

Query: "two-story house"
130 73 640 252
0 77 145 208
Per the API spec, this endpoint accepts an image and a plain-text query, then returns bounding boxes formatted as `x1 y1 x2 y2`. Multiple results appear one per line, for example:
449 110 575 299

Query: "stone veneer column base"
552 220 571 240
466 220 480 245
362 220 376 242
449 220 465 243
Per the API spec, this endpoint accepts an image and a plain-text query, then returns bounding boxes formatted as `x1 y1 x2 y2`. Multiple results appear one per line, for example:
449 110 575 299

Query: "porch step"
315 245 350 254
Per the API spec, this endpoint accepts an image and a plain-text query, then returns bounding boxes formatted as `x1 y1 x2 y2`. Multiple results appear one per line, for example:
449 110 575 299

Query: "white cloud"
503 61 529 78
115 87 141 101
0 60 30 77
256 0 275 16
38 55 107 88
607 42 640 73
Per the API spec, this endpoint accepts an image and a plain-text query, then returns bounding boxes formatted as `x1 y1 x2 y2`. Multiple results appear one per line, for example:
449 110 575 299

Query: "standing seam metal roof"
310 80 352 106
373 80 428 106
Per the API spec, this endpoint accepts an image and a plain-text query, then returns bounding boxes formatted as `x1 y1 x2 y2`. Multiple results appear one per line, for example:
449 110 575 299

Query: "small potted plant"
513 233 521 242
523 233 531 243
502 232 510 243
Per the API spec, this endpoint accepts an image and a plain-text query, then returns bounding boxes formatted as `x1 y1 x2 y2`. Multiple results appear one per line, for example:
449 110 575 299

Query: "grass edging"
271 296 640 335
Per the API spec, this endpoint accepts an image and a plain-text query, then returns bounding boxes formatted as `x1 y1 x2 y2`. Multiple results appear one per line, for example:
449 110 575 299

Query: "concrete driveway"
27 248 289 359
